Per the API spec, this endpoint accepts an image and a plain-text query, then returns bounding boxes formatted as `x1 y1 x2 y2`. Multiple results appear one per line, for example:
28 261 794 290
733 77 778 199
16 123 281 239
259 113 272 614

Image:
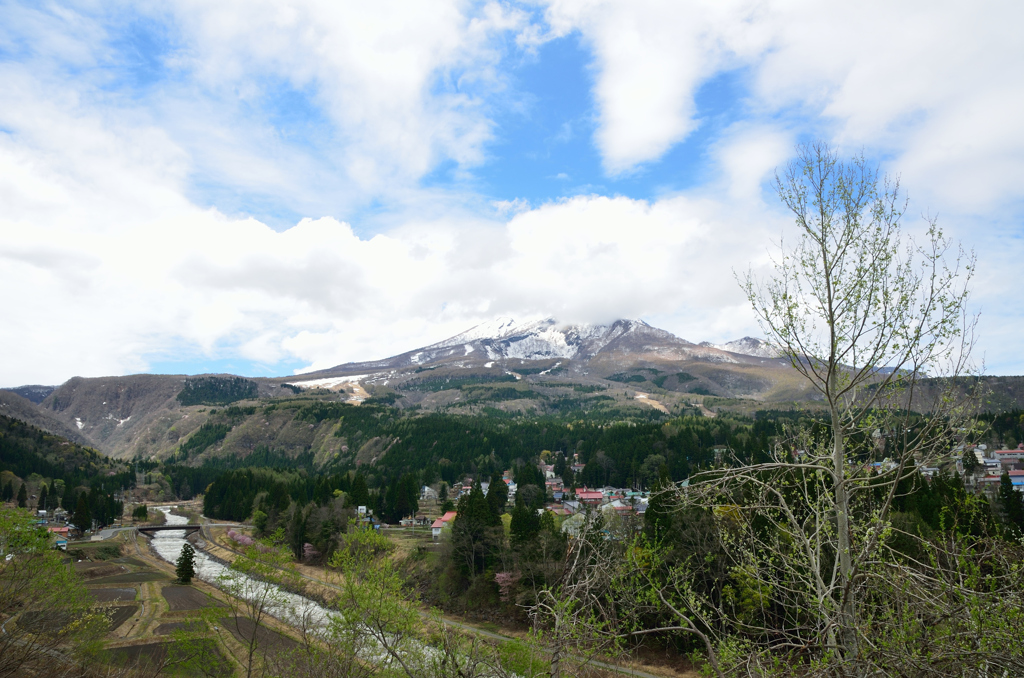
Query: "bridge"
136 524 203 536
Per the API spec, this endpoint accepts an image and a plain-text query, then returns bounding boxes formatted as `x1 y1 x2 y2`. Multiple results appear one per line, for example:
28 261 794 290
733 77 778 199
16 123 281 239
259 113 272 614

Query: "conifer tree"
73 493 91 531
289 503 307 560
1 481 12 502
176 543 196 585
16 483 27 509
348 473 370 509
37 484 48 512
452 481 498 575
998 472 1024 535
486 471 508 517
510 494 540 546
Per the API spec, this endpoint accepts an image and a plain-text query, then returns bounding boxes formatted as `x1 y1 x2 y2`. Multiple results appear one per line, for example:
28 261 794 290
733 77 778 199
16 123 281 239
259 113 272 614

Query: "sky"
1 0 1023 386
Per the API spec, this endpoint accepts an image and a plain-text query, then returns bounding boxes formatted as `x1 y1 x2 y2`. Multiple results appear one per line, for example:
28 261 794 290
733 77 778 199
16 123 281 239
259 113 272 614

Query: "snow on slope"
306 317 740 379
428 317 677 362
701 337 780 358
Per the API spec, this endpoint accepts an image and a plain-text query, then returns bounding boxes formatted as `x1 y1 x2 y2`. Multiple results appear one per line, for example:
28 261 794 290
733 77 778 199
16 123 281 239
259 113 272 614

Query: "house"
576 489 604 506
431 510 458 540
46 525 69 549
420 486 438 501
994 448 1024 470
978 470 1024 493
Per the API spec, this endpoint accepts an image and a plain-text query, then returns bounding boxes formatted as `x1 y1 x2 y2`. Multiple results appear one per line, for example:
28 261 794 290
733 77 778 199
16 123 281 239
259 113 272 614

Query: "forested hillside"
0 414 127 527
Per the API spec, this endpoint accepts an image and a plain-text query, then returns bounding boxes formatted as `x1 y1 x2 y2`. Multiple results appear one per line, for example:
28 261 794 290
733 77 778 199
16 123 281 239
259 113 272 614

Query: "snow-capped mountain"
296 316 754 382
700 337 780 359
428 317 693 362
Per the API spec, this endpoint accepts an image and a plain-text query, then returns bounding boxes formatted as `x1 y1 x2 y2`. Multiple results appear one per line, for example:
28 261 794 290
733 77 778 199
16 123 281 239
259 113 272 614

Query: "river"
148 507 333 629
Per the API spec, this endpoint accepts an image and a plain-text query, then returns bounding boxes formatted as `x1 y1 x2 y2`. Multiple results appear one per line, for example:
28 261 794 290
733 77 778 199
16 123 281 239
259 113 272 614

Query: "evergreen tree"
998 472 1024 535
486 471 508 517
384 476 400 521
16 483 27 508
509 494 540 546
644 478 676 541
451 481 498 575
37 484 48 512
402 473 419 518
73 493 91 531
348 473 370 509
288 503 307 560
553 454 566 479
962 448 979 476
1 480 12 502
176 543 196 584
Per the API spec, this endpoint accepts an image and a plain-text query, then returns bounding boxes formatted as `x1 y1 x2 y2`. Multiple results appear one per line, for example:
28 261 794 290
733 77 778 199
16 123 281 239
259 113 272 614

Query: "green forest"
176 376 258 406
0 414 126 527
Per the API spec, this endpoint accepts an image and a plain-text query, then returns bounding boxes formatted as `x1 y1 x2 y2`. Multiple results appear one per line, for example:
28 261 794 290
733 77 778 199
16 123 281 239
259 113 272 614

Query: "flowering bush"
494 571 521 602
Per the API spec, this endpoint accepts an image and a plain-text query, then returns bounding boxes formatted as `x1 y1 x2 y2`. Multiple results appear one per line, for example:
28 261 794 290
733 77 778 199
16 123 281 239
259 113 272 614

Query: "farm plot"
105 604 139 631
89 587 137 603
162 585 226 611
153 620 206 635
89 571 172 584
222 616 298 655
105 641 232 676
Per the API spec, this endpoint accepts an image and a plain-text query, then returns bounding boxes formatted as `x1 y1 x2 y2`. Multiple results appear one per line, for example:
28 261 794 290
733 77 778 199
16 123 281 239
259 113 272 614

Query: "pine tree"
73 493 92 531
17 483 28 508
1 480 12 502
486 471 508 518
289 503 307 560
348 473 370 509
998 472 1024 535
38 484 48 512
176 543 196 584
510 494 540 546
452 481 498 575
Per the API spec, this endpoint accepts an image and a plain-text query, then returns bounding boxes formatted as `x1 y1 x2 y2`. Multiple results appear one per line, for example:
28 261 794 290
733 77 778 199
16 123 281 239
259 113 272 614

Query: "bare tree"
217 540 299 678
553 143 1005 677
529 511 626 678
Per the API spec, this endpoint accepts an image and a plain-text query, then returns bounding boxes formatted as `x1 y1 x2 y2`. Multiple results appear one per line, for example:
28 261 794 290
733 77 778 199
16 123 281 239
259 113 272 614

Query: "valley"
3 317 1024 677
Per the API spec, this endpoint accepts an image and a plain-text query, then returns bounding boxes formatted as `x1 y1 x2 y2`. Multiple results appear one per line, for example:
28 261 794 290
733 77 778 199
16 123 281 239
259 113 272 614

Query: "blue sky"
1 0 1022 384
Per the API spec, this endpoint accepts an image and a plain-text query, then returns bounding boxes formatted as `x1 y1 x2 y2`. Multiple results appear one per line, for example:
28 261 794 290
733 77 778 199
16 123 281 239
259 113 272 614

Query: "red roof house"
431 511 458 539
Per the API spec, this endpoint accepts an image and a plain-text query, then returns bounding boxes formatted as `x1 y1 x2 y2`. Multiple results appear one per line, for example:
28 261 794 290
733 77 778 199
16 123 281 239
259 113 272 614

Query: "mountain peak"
700 337 780 358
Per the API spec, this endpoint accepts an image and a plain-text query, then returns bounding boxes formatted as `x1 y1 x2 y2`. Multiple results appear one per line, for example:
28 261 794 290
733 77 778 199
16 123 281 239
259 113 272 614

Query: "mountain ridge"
7 316 1020 463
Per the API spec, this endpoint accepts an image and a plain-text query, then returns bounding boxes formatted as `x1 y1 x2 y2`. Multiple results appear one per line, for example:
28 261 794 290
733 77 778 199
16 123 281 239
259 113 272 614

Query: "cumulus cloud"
543 0 768 175
2 0 1022 385
545 0 1024 211
163 0 535 201
0 68 778 384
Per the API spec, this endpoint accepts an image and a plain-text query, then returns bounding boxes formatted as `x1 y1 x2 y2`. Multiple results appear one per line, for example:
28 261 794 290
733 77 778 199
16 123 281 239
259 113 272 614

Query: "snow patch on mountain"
701 337 780 358
288 375 370 389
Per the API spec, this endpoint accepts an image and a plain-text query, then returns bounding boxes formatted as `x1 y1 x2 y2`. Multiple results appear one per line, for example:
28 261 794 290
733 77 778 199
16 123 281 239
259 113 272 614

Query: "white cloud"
543 0 768 174
0 65 780 384
164 0 534 197
544 0 1024 213
2 0 1022 386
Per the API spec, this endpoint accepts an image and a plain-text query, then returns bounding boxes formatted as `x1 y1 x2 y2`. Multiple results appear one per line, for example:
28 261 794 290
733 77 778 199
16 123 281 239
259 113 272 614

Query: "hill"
3 316 1023 463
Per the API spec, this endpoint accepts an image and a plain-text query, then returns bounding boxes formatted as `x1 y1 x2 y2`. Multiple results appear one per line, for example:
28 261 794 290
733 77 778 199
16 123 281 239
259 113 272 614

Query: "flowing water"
147 507 332 629
147 509 467 674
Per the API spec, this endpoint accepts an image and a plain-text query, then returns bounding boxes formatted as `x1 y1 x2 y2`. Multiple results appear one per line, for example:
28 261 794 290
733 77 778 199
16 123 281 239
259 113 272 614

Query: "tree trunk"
831 390 857 662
